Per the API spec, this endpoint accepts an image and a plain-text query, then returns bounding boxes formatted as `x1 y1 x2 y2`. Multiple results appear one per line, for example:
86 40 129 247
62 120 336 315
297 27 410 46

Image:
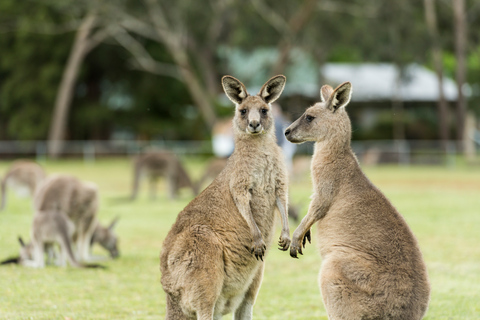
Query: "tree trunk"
392 67 405 140
271 0 317 75
424 0 450 151
170 46 217 130
452 0 467 147
48 14 97 158
146 1 217 130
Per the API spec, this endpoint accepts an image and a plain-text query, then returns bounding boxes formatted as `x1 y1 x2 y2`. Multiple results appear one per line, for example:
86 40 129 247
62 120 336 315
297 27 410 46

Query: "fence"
0 139 477 167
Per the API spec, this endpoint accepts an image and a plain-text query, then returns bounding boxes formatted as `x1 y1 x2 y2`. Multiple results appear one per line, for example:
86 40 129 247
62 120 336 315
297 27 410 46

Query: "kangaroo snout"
249 121 260 129
247 120 262 134
284 128 291 136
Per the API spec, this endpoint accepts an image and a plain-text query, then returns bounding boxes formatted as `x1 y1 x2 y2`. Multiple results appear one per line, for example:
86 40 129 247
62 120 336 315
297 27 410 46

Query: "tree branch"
113 27 182 80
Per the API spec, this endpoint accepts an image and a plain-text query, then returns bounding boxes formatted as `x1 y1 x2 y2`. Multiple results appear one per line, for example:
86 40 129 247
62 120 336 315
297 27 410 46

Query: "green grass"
1 157 479 319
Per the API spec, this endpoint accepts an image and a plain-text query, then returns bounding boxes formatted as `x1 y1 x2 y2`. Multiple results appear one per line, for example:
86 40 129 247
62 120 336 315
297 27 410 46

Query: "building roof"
320 63 459 102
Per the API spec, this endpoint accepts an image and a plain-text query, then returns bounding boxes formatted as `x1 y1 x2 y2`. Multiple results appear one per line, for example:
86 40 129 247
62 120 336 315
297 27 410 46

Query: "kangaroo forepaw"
290 229 311 259
302 229 311 248
278 233 291 251
250 240 266 261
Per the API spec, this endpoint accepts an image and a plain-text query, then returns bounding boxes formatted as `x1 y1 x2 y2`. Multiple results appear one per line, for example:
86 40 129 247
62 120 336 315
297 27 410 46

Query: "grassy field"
0 157 479 319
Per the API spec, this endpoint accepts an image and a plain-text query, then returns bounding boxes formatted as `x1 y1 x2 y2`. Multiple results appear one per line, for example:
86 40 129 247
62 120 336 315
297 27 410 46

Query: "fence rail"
0 139 477 167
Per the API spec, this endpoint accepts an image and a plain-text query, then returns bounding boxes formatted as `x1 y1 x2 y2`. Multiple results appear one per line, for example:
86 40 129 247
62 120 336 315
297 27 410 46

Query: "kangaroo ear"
108 216 120 231
327 81 352 112
222 76 249 105
18 236 25 248
320 85 334 102
259 75 286 104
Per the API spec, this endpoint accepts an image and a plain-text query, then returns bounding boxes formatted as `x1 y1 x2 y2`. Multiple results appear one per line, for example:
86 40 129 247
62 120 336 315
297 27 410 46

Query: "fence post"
36 141 47 163
83 142 95 164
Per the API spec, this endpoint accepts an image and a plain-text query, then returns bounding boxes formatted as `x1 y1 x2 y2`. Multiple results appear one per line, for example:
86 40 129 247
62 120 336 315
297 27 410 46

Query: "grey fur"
131 152 198 200
0 160 45 211
285 82 430 319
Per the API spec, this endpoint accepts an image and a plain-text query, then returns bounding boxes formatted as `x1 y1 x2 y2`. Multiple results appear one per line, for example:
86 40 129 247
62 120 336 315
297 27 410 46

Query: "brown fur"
196 158 300 222
131 152 198 200
285 82 430 319
0 160 45 211
160 75 291 320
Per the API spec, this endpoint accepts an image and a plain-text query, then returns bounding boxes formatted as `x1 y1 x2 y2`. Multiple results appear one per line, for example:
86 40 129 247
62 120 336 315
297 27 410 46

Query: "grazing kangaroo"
131 152 198 200
15 174 113 267
0 160 45 211
91 216 120 259
160 75 291 320
285 82 430 319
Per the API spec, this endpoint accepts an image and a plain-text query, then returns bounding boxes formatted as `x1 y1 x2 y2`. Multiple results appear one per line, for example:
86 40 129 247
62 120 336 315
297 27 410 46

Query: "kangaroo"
1 160 45 211
15 174 115 267
160 75 291 320
90 216 120 259
9 217 119 267
131 152 198 200
284 82 430 320
196 158 300 222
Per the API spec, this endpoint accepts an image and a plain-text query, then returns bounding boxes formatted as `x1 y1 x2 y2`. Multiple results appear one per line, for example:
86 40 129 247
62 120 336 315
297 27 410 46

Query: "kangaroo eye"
261 108 268 115
306 115 315 122
240 109 247 115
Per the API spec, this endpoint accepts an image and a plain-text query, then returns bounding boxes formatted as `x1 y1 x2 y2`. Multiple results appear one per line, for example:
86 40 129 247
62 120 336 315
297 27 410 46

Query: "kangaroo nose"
285 128 291 136
249 121 260 129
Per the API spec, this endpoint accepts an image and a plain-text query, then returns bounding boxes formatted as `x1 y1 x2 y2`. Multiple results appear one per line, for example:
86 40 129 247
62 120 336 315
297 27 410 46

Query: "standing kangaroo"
285 82 430 319
1 160 45 211
160 75 291 320
131 152 198 200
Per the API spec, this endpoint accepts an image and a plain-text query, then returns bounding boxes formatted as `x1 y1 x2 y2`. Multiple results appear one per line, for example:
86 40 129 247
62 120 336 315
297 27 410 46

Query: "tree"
424 0 450 150
110 0 228 131
48 11 109 158
452 0 468 146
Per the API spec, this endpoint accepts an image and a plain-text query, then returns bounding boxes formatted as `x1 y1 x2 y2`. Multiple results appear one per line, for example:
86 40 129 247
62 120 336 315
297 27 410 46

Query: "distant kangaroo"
160 75 291 320
0 160 45 211
16 175 117 267
131 152 198 200
285 82 430 319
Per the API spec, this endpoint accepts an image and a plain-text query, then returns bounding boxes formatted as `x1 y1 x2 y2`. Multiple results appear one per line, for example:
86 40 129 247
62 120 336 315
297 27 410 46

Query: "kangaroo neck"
311 136 357 177
233 130 276 152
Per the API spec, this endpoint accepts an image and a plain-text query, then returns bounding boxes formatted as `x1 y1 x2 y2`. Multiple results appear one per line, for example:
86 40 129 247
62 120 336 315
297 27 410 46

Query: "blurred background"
0 0 479 163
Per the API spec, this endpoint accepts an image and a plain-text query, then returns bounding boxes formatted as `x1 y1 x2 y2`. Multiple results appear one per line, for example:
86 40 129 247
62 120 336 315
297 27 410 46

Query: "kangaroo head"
285 82 352 144
222 75 286 137
18 236 34 262
91 217 120 259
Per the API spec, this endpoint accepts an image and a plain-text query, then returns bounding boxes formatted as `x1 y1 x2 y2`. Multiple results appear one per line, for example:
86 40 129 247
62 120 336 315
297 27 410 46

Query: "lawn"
0 157 479 319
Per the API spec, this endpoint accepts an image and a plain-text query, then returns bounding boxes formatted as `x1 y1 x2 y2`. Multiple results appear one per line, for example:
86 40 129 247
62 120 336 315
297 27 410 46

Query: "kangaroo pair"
161 76 430 319
6 174 119 268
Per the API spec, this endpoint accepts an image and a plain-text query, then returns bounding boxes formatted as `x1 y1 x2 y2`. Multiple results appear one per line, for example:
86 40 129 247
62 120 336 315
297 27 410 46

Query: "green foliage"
1 0 479 141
